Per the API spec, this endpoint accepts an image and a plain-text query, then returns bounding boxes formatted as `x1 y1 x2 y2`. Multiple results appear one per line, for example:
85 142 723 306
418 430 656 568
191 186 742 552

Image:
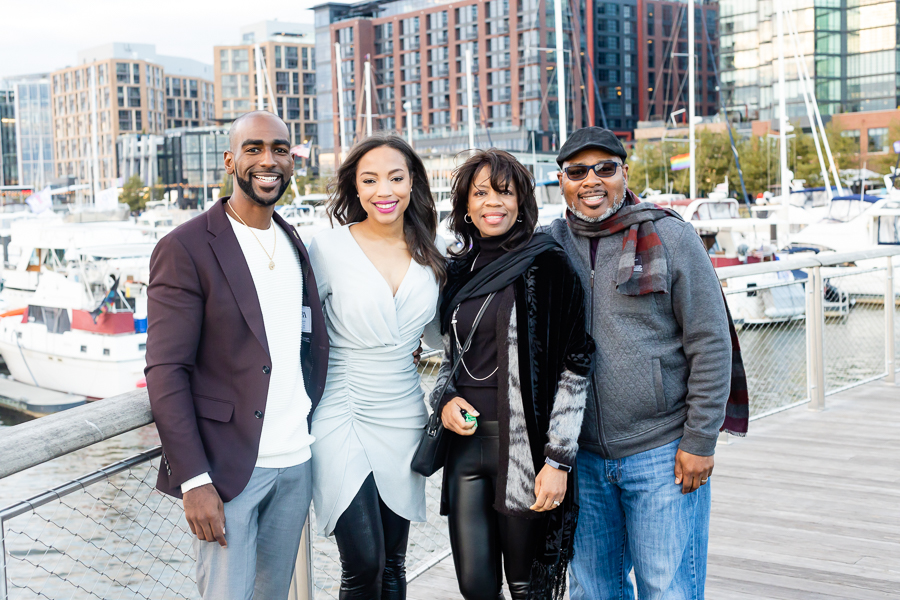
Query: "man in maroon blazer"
145 111 328 599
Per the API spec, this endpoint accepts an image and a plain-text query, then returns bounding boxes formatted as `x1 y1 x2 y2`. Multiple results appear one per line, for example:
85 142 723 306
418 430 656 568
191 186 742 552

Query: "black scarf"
440 232 561 334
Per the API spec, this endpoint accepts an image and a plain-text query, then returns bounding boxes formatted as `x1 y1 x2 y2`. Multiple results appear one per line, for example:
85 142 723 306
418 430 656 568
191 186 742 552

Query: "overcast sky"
0 0 343 81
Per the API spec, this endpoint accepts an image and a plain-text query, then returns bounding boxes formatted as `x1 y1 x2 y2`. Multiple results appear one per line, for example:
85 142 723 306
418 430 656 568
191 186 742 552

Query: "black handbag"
411 292 496 477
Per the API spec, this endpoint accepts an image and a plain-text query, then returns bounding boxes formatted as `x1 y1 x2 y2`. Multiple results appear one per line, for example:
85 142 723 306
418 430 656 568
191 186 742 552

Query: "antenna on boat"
335 42 349 162
364 57 373 137
553 0 567 146
776 5 790 241
465 48 476 150
688 0 696 199
89 65 101 206
784 10 844 197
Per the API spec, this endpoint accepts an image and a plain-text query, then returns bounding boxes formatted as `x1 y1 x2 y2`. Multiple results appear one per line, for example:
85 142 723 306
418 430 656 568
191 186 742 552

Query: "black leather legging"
446 422 540 600
333 473 410 600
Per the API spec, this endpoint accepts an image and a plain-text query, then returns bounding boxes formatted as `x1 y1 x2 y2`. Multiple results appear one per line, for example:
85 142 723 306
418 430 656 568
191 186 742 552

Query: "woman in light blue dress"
308 133 445 600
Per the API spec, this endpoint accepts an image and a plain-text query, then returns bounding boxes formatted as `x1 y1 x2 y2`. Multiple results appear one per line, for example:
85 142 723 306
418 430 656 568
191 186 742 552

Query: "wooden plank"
410 383 900 599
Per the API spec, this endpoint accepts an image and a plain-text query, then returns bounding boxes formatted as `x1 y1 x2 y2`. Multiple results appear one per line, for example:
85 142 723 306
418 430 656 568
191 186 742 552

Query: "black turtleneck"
449 229 516 421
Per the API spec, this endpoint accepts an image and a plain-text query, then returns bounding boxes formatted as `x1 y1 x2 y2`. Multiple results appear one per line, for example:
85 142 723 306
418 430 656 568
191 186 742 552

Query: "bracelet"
544 457 573 472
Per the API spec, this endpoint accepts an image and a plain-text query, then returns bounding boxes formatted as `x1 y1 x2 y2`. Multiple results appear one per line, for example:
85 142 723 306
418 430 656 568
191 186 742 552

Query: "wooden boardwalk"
408 380 900 600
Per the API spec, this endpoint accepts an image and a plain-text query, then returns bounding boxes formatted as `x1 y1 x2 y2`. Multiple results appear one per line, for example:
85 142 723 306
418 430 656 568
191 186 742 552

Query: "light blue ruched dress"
307 225 439 536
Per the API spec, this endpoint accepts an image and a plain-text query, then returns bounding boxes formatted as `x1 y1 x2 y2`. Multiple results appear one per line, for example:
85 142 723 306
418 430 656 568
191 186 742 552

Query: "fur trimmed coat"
430 245 595 518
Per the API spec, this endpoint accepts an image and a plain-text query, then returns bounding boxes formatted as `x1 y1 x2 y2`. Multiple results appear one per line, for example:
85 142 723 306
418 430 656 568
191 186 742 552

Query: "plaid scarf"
566 189 749 436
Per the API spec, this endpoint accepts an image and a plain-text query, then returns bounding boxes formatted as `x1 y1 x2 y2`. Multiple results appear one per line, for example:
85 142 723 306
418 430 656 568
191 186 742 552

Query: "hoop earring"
516 217 523 222
464 214 473 223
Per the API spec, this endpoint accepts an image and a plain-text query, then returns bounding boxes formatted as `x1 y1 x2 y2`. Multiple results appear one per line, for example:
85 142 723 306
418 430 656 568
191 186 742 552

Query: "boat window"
877 215 900 245
26 305 72 334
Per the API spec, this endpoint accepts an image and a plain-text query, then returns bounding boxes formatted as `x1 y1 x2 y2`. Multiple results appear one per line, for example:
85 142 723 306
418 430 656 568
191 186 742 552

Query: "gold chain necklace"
227 202 276 270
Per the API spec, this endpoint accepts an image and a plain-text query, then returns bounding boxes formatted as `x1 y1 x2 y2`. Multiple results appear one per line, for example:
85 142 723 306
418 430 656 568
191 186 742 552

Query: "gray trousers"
194 461 313 600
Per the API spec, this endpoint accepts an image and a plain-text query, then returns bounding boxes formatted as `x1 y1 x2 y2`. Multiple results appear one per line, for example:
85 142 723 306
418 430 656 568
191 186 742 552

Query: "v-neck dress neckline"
345 225 414 299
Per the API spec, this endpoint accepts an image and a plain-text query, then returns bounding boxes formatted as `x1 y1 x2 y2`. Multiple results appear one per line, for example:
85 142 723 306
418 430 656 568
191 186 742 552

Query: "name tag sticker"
301 306 312 333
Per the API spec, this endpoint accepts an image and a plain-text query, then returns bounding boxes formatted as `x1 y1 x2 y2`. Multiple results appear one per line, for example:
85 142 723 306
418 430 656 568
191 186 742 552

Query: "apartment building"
638 0 719 123
214 21 318 147
50 43 214 190
719 0 898 122
313 0 587 167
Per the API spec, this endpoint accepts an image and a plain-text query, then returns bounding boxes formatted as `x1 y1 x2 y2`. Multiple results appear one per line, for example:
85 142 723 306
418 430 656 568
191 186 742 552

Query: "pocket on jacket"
651 358 666 414
193 395 234 422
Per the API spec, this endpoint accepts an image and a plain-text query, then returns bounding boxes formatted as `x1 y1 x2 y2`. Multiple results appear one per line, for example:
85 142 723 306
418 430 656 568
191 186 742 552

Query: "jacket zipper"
589 244 612 458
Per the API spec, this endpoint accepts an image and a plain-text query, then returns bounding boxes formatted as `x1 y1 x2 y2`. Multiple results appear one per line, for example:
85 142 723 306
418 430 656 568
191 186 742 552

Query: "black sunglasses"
564 161 622 181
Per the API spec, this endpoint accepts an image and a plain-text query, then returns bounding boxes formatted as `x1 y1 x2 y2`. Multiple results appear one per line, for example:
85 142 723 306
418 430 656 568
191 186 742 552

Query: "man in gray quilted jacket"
545 127 731 600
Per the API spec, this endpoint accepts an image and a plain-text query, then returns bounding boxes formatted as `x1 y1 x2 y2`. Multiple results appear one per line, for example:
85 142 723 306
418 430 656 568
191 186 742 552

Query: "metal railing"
0 354 447 600
716 247 899 419
1 247 897 599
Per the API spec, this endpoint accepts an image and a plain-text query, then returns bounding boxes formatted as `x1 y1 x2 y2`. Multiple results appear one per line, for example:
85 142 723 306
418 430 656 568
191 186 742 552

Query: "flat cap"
556 127 627 166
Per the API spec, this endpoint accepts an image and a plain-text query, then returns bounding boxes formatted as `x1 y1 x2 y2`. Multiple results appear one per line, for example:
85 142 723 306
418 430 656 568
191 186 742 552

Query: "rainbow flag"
670 153 691 171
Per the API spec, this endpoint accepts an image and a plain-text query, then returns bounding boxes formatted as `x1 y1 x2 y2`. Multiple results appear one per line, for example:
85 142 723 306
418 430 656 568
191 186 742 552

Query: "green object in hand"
461 409 478 425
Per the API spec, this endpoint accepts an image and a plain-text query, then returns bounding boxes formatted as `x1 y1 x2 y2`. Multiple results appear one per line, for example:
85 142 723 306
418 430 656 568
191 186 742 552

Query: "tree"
150 177 166 202
220 172 233 197
863 120 900 179
120 175 148 213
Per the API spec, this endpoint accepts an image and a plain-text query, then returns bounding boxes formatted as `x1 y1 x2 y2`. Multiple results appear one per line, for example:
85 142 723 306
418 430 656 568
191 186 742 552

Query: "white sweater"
181 213 314 493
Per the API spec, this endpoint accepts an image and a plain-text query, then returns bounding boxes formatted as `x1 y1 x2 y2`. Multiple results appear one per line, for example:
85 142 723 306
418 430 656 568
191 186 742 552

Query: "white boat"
1 219 155 310
0 260 150 399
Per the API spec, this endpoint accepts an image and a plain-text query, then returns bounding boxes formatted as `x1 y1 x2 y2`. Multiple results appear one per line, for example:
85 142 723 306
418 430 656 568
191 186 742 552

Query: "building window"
119 110 132 130
275 45 282 69
135 110 142 131
287 97 300 120
132 63 140 84
117 86 125 107
116 63 129 83
126 87 141 107
233 49 249 72
276 72 289 94
286 46 298 69
868 128 888 153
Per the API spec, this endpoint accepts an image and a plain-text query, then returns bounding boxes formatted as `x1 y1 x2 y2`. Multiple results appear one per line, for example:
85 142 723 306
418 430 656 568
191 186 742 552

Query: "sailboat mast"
254 44 265 111
688 0 696 199
364 59 373 137
554 0 567 146
466 48 476 149
776 7 790 214
89 65 100 204
334 42 349 159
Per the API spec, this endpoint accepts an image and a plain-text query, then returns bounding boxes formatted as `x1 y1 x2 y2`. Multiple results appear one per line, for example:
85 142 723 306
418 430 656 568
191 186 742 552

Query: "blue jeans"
569 438 710 600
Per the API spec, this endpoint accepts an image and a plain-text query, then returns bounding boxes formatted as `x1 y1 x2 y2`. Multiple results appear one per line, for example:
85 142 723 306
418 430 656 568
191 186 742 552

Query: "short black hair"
228 111 289 150
448 149 538 255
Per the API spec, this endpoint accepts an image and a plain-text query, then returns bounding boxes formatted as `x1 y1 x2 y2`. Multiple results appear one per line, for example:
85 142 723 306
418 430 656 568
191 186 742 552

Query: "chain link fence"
820 266 895 394
722 258 898 418
0 449 196 600
724 270 810 416
0 352 449 600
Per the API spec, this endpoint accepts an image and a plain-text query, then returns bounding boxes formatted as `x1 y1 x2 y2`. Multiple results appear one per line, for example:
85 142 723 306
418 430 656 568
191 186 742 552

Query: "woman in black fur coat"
431 149 595 600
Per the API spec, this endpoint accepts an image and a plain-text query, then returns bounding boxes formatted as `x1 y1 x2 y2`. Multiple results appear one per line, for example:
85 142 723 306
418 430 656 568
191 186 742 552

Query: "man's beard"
567 190 625 223
235 172 290 207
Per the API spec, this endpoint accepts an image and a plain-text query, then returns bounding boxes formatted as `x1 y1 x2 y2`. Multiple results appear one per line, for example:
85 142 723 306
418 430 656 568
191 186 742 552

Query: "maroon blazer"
145 197 329 502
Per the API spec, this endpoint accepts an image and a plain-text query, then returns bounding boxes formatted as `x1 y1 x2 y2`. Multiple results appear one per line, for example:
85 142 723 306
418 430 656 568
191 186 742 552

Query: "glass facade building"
156 127 231 206
719 0 899 121
12 79 54 188
314 0 587 162
0 90 16 186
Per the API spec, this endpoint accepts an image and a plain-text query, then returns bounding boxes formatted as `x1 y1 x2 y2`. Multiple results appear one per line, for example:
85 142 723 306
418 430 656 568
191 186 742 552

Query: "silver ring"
552 500 561 506
701 478 708 484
